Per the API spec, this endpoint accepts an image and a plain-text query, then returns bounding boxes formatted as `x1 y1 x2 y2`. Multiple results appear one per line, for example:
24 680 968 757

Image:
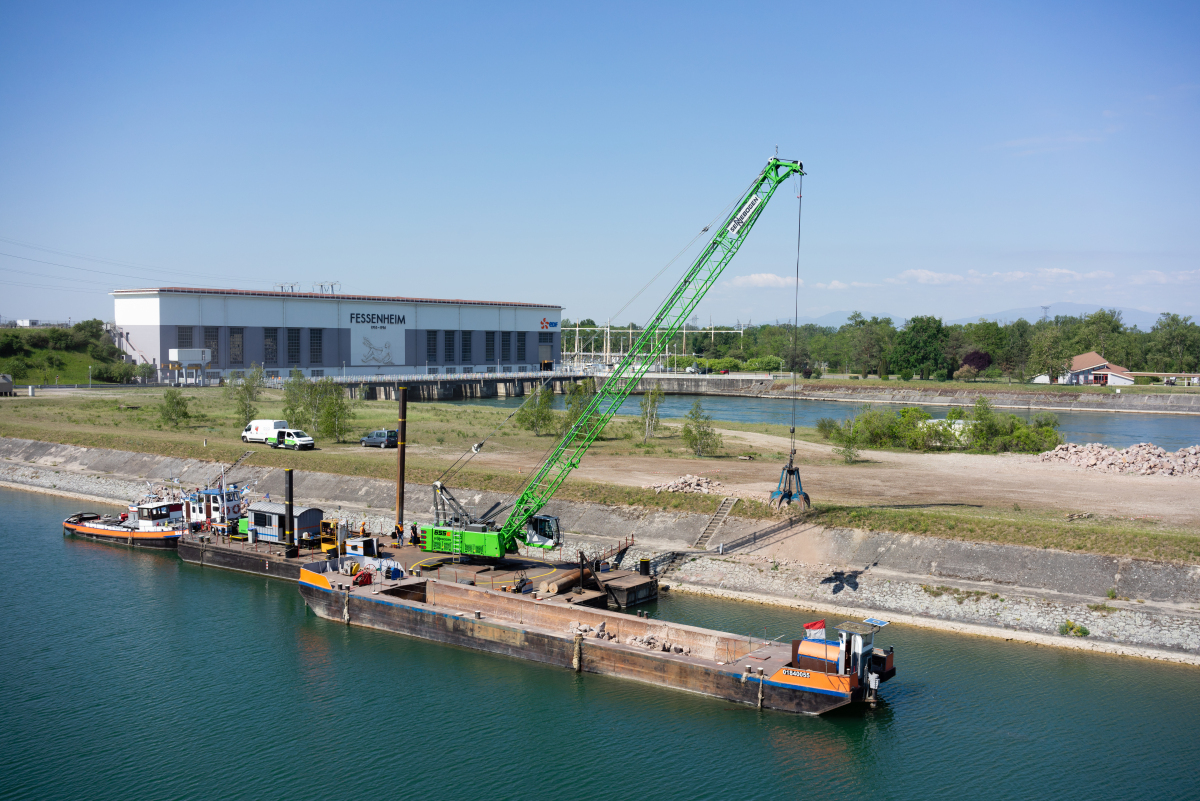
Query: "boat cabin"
128 501 185 530
185 487 244 527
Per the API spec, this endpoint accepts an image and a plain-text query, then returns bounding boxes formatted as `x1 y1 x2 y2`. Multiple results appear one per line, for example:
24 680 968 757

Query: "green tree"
71 319 105 342
1151 313 1198 372
315 377 360 442
639 383 664 442
515 384 555 435
1027 327 1071 382
281 369 310 429
560 378 596 435
680 399 722 456
159 388 191 428
889 315 947 374
224 364 266 427
1075 309 1125 360
136 362 157 382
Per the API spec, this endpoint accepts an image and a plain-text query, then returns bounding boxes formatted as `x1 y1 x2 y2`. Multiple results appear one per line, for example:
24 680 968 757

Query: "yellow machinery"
319 519 348 555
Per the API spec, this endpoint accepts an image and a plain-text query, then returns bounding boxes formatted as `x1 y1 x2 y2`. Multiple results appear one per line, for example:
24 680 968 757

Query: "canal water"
2 487 1197 800
451 393 1200 450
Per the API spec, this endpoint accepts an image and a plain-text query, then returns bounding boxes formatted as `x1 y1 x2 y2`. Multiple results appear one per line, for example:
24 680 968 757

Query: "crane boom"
420 157 804 559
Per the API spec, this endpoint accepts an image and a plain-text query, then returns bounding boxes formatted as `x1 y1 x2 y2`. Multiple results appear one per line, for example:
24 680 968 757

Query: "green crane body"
420 157 805 559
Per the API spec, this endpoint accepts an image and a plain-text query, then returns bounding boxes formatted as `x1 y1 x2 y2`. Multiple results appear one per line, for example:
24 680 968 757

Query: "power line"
0 250 262 288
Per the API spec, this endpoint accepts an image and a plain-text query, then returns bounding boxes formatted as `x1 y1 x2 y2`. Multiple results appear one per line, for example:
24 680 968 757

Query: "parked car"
718 369 730 374
268 429 315 450
242 419 288 443
360 429 398 448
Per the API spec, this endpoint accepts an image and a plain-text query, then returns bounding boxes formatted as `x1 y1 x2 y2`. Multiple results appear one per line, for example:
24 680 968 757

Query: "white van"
268 429 315 450
243 420 288 443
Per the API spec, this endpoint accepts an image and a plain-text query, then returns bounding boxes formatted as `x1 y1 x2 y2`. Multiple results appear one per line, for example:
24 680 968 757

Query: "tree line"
565 310 1200 379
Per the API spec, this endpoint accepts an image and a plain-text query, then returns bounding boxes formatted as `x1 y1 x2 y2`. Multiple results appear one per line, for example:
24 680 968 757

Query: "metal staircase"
207 451 254 488
694 497 738 550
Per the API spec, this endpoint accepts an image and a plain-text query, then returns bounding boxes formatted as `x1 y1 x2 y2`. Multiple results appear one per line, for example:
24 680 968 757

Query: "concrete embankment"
5 435 1198 661
599 375 1200 415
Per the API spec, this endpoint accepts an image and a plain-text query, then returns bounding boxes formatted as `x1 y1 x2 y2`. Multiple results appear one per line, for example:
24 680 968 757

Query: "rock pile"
624 633 690 655
644 474 723 494
1039 442 1200 478
566 621 616 640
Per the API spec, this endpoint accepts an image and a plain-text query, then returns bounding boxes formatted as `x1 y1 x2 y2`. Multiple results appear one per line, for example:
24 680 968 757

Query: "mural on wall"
360 337 394 365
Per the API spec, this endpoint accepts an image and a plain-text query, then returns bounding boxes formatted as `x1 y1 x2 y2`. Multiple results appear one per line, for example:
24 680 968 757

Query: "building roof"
247 501 321 516
1070 351 1129 374
110 287 561 310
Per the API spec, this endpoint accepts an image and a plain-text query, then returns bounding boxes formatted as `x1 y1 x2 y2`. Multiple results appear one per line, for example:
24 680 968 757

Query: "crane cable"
436 373 556 485
789 175 804 460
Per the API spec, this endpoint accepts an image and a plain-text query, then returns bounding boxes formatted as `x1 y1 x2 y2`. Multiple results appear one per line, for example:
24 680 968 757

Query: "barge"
298 555 896 715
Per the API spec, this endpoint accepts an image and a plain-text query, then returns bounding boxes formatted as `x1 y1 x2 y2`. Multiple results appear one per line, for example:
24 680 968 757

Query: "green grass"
768 377 1197 396
4 348 117 384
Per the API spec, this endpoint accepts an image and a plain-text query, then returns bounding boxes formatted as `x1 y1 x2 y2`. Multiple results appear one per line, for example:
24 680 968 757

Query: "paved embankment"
600 375 1200 415
5 435 1198 661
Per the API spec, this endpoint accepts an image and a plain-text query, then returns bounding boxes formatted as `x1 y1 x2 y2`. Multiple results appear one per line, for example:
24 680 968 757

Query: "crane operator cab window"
525 515 562 548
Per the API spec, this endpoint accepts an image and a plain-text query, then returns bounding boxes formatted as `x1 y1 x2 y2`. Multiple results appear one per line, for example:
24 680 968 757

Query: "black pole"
395 386 407 540
284 468 294 546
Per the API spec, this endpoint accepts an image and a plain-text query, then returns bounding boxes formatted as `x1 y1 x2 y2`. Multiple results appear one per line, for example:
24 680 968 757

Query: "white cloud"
1037 268 1114 282
1130 269 1198 285
892 269 963 285
813 280 849 290
726 273 798 289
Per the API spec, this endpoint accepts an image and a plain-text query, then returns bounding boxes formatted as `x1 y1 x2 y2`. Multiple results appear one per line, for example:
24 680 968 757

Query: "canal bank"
8 438 1198 663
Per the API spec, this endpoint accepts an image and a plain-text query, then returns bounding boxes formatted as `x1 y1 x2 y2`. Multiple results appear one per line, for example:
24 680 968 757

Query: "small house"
1031 351 1134 386
245 501 323 542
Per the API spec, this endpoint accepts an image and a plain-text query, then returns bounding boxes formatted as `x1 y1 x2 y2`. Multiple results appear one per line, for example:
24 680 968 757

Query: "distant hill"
757 311 903 329
947 303 1164 331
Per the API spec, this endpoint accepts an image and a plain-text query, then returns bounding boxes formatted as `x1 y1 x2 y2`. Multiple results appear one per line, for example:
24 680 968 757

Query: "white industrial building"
112 287 562 383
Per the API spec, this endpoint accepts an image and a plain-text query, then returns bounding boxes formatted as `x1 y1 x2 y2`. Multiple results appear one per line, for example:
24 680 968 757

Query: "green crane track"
420 157 805 559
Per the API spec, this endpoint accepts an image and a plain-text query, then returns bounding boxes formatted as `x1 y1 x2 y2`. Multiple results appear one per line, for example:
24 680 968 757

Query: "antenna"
312 281 342 294
273 282 300 293
1040 305 1050 321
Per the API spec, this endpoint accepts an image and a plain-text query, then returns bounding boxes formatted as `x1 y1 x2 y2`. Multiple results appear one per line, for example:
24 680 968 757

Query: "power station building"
112 287 562 383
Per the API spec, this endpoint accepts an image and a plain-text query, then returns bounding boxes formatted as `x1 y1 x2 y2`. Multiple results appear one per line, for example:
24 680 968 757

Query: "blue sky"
1 1 1197 327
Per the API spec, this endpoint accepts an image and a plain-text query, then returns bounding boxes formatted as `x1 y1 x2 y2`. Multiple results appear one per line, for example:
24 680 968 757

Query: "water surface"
450 393 1200 450
2 487 1197 800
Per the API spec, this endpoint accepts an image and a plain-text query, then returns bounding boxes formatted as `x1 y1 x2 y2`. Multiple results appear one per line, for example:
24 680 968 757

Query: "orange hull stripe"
299 569 332 591
67 523 180 539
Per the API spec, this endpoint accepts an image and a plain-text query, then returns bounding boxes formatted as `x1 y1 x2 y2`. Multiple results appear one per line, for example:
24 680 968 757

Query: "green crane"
420 157 805 559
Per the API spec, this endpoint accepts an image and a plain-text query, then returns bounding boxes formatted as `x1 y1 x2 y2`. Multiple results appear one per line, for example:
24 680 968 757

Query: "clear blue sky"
1 1 1197 327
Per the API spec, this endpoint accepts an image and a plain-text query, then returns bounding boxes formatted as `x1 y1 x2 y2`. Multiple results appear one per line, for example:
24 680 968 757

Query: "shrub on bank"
827 396 1062 454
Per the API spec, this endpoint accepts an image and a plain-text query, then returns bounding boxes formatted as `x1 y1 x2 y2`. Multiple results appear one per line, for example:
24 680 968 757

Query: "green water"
2 487 1198 800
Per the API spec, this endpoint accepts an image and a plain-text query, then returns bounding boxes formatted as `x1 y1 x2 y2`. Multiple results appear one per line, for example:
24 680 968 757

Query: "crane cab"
525 515 562 548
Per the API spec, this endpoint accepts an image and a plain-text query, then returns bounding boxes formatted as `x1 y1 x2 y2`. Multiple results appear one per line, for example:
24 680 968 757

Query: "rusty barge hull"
177 540 304 580
299 572 859 715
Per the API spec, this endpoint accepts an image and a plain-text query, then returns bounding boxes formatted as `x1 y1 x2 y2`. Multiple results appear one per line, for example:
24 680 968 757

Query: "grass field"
761 376 1198 396
3 386 1197 563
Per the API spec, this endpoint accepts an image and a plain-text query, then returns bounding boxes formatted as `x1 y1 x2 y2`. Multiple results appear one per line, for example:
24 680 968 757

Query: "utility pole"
395 386 407 540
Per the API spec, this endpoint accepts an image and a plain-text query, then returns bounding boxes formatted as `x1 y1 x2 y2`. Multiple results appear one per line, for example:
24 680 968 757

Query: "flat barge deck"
298 556 896 715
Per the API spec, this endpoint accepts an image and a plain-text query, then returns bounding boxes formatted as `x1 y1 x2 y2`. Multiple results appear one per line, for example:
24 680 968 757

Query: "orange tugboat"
63 499 185 549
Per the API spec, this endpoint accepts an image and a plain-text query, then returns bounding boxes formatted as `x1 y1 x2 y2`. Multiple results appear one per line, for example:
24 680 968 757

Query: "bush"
899 369 913 381
46 328 74 350
745 355 784 372
953 365 979 382
24 330 49 349
980 366 1003 380
159 388 191 427
809 367 822 379
932 369 948 381
815 417 839 439
681 399 722 456
0 330 28 357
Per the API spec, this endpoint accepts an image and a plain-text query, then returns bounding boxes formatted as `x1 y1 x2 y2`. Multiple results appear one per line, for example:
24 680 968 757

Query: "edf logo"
540 318 558 330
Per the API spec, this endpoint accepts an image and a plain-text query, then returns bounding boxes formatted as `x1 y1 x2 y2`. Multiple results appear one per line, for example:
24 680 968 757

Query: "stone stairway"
208 451 254 487
693 496 738 550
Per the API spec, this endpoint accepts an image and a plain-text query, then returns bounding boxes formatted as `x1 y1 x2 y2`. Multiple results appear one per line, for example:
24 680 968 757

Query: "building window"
486 365 496 373
461 331 472 363
204 327 219 363
462 366 474 373
426 331 438 363
501 332 511 361
229 328 244 365
177 327 193 349
287 328 301 365
311 369 324 377
539 332 553 344
445 367 456 374
266 370 279 379
427 367 439 375
516 332 526 361
309 329 323 364
264 329 278 364
485 332 496 361
444 330 455 362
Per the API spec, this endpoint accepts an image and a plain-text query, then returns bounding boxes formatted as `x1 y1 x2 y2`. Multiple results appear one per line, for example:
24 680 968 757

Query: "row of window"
177 326 321 366
422 330 552 363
